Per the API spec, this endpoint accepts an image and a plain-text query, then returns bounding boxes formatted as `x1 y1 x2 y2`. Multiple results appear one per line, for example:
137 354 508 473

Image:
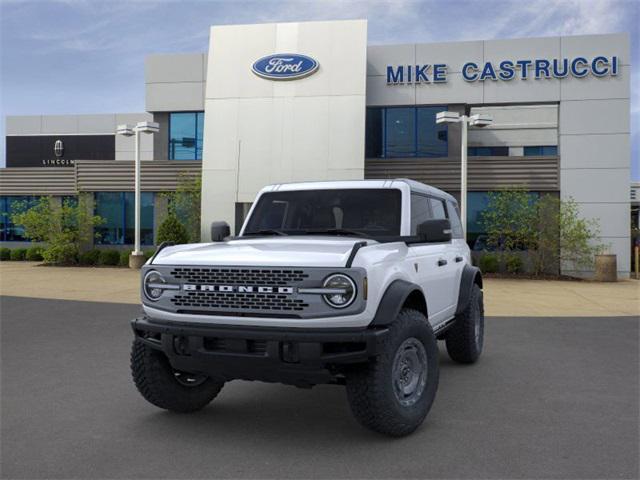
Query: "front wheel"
131 340 224 413
345 309 439 436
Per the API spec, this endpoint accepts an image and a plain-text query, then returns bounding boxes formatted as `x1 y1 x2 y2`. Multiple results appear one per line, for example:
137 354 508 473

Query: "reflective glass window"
169 112 204 160
410 194 432 234
95 192 154 245
0 196 39 242
385 108 415 157
429 198 447 219
524 145 558 156
417 107 448 157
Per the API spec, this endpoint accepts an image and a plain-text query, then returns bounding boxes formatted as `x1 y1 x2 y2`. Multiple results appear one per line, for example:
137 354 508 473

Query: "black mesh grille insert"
170 267 308 285
171 292 309 311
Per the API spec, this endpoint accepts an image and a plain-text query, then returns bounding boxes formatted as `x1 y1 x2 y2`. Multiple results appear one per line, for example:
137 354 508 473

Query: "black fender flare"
370 279 427 326
456 264 483 315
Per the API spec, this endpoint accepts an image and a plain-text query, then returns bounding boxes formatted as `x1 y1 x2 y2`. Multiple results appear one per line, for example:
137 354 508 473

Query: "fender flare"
456 264 483 315
370 279 427 326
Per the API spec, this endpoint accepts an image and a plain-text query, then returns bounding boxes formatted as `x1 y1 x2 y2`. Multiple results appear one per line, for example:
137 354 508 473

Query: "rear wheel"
445 284 484 363
345 309 439 437
131 340 224 413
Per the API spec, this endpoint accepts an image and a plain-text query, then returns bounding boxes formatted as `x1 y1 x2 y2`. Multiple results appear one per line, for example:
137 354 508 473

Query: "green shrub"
119 250 130 267
157 213 189 245
42 244 78 265
0 248 10 261
144 250 155 260
505 254 524 274
79 249 101 266
479 254 499 273
10 248 27 261
11 196 103 265
99 250 121 266
25 246 44 261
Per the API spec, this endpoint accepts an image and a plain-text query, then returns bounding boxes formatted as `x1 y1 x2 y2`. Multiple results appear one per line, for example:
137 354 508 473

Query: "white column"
134 129 141 255
460 116 468 240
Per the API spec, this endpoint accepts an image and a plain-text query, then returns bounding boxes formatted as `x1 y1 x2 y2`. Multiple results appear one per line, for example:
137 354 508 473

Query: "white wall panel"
560 99 629 135
201 20 367 232
560 168 629 203
560 33 630 65
415 40 483 73
560 134 629 169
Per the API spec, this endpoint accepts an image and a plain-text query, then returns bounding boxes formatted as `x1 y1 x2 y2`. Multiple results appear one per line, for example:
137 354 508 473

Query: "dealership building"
0 20 632 277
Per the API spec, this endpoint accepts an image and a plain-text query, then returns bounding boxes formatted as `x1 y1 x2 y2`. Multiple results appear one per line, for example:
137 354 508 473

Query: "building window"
95 192 154 245
365 106 448 158
169 112 204 160
523 145 558 156
0 196 39 242
468 146 509 156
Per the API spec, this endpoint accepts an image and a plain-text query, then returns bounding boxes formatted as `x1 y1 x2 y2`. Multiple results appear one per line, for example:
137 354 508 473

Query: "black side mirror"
417 219 452 243
211 221 230 242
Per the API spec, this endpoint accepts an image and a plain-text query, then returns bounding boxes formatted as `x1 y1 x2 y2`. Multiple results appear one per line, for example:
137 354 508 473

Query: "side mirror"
210 221 230 242
417 219 452 243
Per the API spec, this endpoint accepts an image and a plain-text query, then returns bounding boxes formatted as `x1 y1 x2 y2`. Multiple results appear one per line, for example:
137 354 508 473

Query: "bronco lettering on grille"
182 284 295 294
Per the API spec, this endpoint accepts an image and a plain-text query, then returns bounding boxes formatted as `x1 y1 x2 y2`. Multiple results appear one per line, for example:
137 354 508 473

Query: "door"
408 194 459 325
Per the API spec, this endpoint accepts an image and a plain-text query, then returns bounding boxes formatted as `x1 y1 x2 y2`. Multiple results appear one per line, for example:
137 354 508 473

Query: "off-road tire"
445 284 484 363
131 340 224 413
345 309 439 437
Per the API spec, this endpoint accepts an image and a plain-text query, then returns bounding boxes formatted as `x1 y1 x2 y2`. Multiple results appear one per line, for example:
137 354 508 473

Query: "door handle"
455 256 464 263
437 259 447 267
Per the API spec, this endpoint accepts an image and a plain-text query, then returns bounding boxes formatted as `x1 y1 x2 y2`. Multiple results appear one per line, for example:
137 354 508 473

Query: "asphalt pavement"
1 296 638 479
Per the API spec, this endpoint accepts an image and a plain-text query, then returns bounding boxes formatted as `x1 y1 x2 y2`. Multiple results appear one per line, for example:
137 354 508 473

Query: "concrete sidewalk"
0 262 638 317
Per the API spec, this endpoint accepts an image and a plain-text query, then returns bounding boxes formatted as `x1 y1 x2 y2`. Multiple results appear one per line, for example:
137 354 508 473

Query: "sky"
1 0 638 178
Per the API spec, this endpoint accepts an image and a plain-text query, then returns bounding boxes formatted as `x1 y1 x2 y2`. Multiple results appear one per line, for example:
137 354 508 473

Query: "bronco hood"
150 237 369 267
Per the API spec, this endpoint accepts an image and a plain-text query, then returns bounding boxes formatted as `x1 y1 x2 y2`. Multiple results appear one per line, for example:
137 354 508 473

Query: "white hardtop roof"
262 179 456 203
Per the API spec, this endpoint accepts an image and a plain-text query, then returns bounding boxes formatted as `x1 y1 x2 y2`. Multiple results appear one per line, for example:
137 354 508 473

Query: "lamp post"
436 111 492 240
116 121 159 268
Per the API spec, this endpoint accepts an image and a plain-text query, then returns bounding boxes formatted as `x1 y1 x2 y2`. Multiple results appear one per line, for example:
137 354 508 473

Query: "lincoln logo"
54 139 64 158
252 53 319 80
183 284 295 294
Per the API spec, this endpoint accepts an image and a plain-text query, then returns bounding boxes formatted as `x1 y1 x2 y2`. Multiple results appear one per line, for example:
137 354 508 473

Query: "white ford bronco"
131 179 484 436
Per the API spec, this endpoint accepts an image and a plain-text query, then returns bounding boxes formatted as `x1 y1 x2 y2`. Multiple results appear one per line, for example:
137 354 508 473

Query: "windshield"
243 189 402 238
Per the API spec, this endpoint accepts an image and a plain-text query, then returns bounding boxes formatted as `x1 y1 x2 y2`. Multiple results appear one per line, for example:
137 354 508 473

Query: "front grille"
170 267 308 285
171 291 309 311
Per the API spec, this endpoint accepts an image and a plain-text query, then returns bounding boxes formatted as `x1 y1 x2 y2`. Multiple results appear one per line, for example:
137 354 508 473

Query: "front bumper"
131 316 389 387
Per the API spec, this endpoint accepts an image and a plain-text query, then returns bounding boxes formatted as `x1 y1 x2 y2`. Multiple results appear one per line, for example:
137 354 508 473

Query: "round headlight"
143 270 165 301
322 274 356 309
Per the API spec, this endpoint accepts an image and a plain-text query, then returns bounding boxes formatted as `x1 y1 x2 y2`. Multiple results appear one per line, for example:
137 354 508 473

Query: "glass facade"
169 112 204 160
365 106 448 158
524 145 558 156
0 196 39 242
95 192 154 245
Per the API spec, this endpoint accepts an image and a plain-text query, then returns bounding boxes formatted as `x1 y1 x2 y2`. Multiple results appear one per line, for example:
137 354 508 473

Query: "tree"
163 173 201 243
480 188 537 252
481 189 605 276
157 213 189 245
11 196 104 265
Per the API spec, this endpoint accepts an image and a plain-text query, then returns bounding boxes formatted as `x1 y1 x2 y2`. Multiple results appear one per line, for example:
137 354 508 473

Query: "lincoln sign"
386 55 621 84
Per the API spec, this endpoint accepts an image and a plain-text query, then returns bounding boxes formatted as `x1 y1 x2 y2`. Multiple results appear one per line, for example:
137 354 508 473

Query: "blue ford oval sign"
252 53 319 80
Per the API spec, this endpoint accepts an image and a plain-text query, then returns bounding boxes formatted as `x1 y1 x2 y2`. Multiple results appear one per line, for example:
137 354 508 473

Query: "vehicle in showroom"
130 179 484 436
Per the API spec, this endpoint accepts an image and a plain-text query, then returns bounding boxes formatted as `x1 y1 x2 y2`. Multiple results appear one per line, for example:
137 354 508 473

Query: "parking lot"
1 295 638 479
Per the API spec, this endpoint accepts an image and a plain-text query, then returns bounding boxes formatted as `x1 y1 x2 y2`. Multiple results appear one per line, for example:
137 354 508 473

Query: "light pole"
436 111 492 240
116 121 159 268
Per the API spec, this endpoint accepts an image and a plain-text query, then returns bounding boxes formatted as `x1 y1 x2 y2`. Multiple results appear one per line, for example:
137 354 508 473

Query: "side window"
410 194 432 234
429 198 447 219
446 200 464 238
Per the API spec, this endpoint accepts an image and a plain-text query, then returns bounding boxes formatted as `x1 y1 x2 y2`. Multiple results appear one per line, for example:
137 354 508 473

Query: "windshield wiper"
244 229 287 236
302 228 370 238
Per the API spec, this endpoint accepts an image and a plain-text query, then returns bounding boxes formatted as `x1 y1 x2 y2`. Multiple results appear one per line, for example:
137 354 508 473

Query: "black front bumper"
131 317 388 386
